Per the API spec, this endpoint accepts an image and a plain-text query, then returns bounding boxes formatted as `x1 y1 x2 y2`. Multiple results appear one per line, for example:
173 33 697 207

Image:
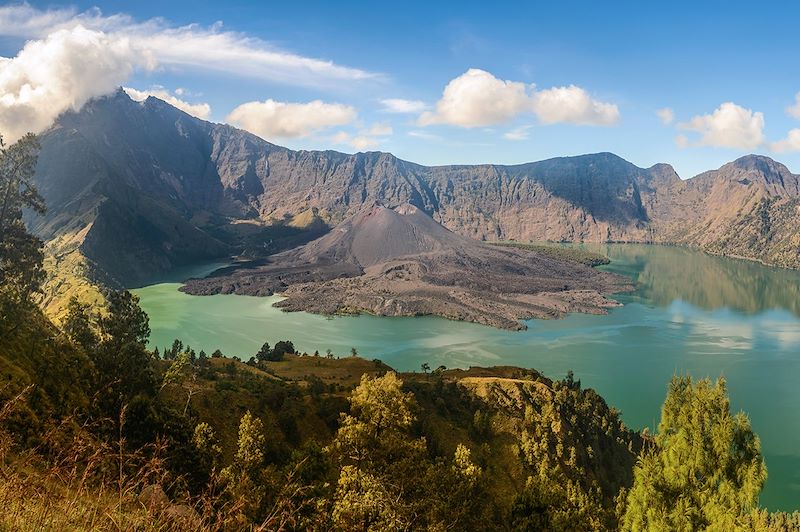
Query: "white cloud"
124 86 211 119
418 69 531 128
0 5 379 87
379 98 428 114
677 102 765 149
531 85 619 125
656 107 675 124
418 68 619 128
787 93 800 120
0 25 144 142
770 129 800 153
504 125 533 140
675 134 690 148
225 99 356 139
0 4 379 141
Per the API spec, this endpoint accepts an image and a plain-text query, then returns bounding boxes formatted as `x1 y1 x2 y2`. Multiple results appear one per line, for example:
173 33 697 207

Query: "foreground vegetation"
3 134 800 529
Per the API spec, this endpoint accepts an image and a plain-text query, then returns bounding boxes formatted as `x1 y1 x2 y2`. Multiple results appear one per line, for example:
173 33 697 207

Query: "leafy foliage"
622 376 767 531
0 134 44 328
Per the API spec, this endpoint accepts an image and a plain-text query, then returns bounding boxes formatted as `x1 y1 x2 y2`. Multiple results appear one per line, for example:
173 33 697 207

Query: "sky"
2 1 800 178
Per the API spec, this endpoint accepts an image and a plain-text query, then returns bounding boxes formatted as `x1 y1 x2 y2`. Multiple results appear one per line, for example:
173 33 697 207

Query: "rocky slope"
652 156 800 267
26 90 800 319
182 204 631 329
27 91 672 287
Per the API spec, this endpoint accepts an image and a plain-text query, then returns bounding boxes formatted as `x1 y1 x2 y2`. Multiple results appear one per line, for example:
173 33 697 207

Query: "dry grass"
0 391 212 532
262 353 390 387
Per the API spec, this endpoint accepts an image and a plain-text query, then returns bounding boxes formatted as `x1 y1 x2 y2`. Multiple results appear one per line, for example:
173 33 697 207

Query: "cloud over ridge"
0 4 379 142
418 68 619 128
226 99 357 139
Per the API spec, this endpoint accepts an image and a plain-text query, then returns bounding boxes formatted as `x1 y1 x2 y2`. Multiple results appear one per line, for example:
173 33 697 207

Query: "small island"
181 204 633 329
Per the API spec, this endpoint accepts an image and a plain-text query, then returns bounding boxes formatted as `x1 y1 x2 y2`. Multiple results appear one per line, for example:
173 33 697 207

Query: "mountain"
182 203 631 329
651 155 800 267
26 90 800 318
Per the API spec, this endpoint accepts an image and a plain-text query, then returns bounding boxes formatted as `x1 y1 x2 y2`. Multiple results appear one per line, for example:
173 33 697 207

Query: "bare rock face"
182 204 632 329
30 90 800 300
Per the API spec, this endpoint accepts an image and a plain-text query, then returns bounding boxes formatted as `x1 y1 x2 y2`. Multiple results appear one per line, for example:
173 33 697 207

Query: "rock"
182 204 633 330
139 484 169 512
163 504 203 528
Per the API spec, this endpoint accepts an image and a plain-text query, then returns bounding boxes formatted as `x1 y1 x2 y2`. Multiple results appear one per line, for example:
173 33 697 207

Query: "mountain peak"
721 154 796 181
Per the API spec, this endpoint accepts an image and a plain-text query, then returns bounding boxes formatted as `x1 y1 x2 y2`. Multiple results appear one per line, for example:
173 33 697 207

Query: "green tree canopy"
92 290 155 418
0 134 44 325
622 376 767 531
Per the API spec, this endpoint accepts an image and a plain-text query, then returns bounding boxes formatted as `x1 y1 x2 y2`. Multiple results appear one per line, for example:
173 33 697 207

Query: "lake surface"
133 244 800 511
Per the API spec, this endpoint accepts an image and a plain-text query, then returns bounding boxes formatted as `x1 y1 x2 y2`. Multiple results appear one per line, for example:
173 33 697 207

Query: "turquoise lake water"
133 244 800 511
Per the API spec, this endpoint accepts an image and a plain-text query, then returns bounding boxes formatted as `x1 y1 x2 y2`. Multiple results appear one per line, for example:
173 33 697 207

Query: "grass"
489 241 611 267
261 353 391 387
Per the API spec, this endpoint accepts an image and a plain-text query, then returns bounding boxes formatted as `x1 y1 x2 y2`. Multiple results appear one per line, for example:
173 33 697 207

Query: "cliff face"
28 90 800 299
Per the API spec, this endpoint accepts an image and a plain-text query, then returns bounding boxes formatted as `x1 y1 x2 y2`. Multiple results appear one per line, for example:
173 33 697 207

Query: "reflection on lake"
133 244 800 511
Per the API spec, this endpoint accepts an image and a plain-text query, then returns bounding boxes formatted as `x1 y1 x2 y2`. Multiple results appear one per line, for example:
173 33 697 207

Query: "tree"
63 296 99 352
622 376 767 531
273 340 295 359
513 372 638 530
160 351 202 415
0 134 44 325
256 342 271 362
193 421 222 473
92 290 155 417
222 411 268 520
350 347 358 357
421 362 430 374
329 373 423 529
98 291 150 348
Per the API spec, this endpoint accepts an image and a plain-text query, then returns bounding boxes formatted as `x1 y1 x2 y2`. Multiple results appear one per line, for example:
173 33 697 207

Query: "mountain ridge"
26 90 800 318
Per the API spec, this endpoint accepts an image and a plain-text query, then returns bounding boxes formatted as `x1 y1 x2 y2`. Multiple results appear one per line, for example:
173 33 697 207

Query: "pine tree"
0 134 44 326
622 376 767 531
63 296 99 352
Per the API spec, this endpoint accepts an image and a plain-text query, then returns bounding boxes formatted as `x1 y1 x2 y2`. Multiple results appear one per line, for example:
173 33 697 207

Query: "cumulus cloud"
656 107 675 124
531 85 619 125
0 26 144 142
0 4 378 141
418 68 618 128
418 69 531 127
226 99 356 139
124 86 211 119
677 102 765 149
770 129 800 153
379 98 428 114
786 93 800 120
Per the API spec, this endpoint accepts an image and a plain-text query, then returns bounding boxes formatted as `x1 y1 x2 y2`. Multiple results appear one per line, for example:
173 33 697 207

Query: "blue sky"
2 1 800 177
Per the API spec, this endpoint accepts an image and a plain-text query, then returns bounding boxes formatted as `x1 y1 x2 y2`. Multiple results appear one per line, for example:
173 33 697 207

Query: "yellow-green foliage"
39 246 106 325
622 376 768 531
